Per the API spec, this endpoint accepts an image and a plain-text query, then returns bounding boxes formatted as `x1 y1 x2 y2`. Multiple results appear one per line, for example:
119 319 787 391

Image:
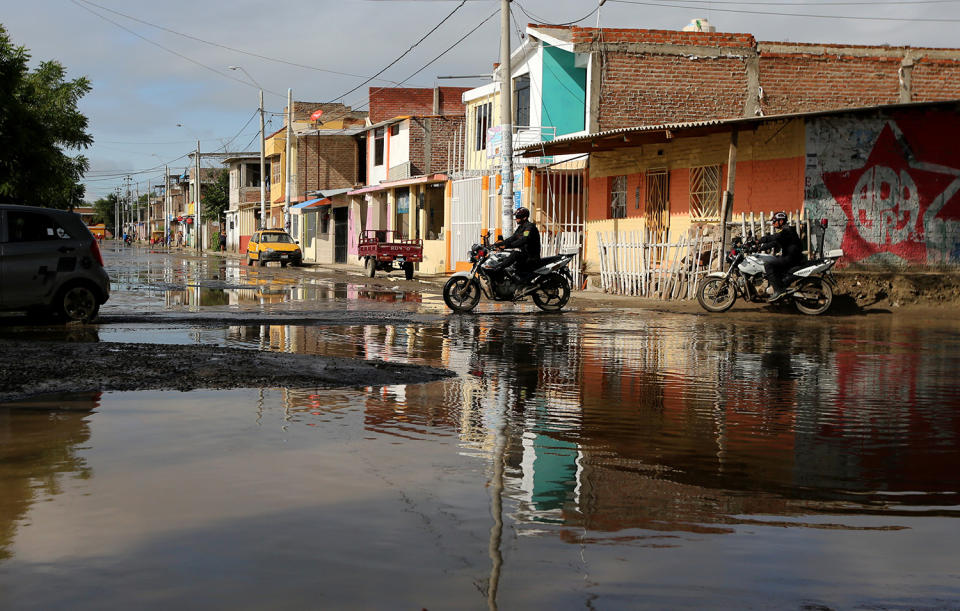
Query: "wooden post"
719 129 739 252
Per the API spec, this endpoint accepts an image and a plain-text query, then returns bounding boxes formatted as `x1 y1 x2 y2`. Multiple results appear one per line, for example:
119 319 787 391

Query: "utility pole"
284 88 292 231
499 0 514 240
114 186 120 242
196 140 202 252
165 165 170 246
259 89 266 229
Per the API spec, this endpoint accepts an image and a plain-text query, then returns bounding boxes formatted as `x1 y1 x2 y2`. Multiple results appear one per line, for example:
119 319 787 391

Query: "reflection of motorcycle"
443 233 575 313
697 221 843 316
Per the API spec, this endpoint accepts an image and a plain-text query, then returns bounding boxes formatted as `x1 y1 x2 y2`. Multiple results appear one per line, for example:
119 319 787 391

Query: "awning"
291 198 325 209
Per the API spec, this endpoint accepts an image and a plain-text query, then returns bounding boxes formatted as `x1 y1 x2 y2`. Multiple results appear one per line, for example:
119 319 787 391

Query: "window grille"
611 175 627 219
689 165 721 220
474 103 491 151
645 168 669 240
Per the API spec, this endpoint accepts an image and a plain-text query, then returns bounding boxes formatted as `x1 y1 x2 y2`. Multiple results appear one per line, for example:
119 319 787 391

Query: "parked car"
246 229 302 267
0 204 110 322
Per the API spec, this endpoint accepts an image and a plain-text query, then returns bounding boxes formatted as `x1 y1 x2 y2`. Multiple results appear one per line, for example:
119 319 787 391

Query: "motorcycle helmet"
771 211 787 226
514 207 530 222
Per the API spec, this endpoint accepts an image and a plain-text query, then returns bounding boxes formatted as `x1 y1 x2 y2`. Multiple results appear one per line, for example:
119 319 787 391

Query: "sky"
4 0 959 201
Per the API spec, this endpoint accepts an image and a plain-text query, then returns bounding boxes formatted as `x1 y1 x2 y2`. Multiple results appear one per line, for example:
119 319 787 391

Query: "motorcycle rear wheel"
443 276 481 312
532 273 571 312
793 278 833 315
697 277 737 313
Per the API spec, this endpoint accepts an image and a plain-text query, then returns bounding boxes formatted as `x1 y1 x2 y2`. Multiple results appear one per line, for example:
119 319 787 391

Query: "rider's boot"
766 273 786 302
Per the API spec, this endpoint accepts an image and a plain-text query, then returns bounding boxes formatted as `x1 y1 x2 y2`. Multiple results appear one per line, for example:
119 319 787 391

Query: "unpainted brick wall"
368 87 471 124
574 26 960 130
296 135 358 198
599 53 750 129
407 116 465 175
757 55 901 114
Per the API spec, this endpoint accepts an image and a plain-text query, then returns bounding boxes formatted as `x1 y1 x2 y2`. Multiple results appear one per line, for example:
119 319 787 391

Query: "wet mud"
0 340 455 402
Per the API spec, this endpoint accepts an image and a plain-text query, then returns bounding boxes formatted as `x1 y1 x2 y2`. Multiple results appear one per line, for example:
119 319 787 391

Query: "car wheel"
258 258 266 267
57 284 100 323
280 261 288 268
247 256 253 266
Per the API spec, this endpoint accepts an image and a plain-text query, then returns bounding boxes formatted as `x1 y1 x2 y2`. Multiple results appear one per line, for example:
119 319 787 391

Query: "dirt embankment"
831 271 960 309
0 341 456 403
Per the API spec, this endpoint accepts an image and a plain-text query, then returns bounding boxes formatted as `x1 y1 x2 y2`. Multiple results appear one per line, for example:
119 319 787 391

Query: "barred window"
690 165 721 220
474 102 491 151
610 175 627 219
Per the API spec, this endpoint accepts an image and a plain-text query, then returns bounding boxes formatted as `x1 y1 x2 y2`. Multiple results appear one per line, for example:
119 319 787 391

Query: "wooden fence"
596 226 723 299
595 210 808 300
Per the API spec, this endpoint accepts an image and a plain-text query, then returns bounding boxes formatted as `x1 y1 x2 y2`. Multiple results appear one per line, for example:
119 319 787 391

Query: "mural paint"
805 109 960 267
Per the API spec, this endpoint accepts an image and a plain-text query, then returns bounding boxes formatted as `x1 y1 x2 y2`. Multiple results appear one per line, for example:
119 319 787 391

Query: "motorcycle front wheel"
697 277 737 313
532 273 571 312
443 276 481 312
793 278 833 315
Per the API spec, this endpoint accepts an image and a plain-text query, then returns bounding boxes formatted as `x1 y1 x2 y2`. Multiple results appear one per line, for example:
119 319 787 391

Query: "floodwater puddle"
3 247 960 607
2 309 960 608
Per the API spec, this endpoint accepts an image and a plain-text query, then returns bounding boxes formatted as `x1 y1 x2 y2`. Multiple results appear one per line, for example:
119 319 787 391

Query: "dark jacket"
759 224 803 263
500 219 541 261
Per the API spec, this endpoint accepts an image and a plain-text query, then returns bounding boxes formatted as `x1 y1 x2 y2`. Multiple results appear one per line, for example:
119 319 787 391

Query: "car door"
247 232 259 259
1 208 83 309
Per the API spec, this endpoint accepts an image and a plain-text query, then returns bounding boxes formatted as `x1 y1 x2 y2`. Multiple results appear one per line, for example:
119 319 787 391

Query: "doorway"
334 207 348 264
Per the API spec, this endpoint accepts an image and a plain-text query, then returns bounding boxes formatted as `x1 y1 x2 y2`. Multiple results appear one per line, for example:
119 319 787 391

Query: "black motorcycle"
443 233 575 313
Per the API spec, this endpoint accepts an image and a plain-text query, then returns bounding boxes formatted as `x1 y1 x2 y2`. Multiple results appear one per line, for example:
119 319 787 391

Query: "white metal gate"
536 167 587 289
450 177 484 269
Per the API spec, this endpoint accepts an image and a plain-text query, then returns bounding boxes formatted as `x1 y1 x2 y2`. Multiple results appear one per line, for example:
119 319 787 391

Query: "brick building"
341 87 470 275
522 100 960 273
570 27 960 130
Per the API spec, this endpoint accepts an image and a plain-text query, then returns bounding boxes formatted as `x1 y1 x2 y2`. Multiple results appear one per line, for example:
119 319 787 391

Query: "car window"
6 210 72 242
262 233 293 244
251 234 259 243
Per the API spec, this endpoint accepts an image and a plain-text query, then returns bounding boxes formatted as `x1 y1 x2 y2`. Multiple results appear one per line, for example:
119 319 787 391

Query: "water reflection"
224 314 960 528
106 249 425 311
0 392 99 561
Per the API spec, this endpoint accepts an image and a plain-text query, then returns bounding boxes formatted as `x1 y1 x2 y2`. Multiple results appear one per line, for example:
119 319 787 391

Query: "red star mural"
822 123 956 263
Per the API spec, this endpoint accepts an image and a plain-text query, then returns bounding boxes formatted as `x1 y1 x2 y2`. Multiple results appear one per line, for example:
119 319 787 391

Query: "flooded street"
2 246 960 609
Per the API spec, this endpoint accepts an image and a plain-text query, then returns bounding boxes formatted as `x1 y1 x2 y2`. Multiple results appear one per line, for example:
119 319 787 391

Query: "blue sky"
4 0 959 201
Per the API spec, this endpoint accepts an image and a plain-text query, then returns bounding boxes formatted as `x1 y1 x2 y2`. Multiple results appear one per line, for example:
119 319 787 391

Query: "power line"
633 0 960 5
329 0 470 103
514 1 601 26
72 0 405 86
608 0 960 21
68 0 286 98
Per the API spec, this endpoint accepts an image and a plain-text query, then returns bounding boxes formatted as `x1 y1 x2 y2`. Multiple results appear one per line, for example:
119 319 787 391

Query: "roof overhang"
348 173 448 196
518 99 960 157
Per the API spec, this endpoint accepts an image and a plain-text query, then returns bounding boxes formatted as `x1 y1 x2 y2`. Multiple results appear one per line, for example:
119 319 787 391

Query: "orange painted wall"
586 156 805 221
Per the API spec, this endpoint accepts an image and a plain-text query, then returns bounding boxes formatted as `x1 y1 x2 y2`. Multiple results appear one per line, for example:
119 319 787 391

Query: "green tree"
0 24 92 208
203 168 229 222
91 193 118 234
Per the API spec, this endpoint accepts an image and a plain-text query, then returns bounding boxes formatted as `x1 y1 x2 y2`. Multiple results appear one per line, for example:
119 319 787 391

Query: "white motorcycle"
697 222 843 316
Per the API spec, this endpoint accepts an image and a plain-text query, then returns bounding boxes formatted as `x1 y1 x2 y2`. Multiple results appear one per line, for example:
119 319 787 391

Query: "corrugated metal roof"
517 99 960 154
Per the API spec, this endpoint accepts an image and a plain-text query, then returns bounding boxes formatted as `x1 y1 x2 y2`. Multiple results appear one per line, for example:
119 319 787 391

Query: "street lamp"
230 66 267 229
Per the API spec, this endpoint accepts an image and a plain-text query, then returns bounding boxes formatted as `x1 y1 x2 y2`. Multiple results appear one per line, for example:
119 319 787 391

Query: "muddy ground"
0 341 455 403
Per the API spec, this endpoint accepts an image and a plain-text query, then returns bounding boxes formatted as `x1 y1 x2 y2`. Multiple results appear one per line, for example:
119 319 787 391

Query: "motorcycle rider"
758 211 803 301
493 206 541 281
